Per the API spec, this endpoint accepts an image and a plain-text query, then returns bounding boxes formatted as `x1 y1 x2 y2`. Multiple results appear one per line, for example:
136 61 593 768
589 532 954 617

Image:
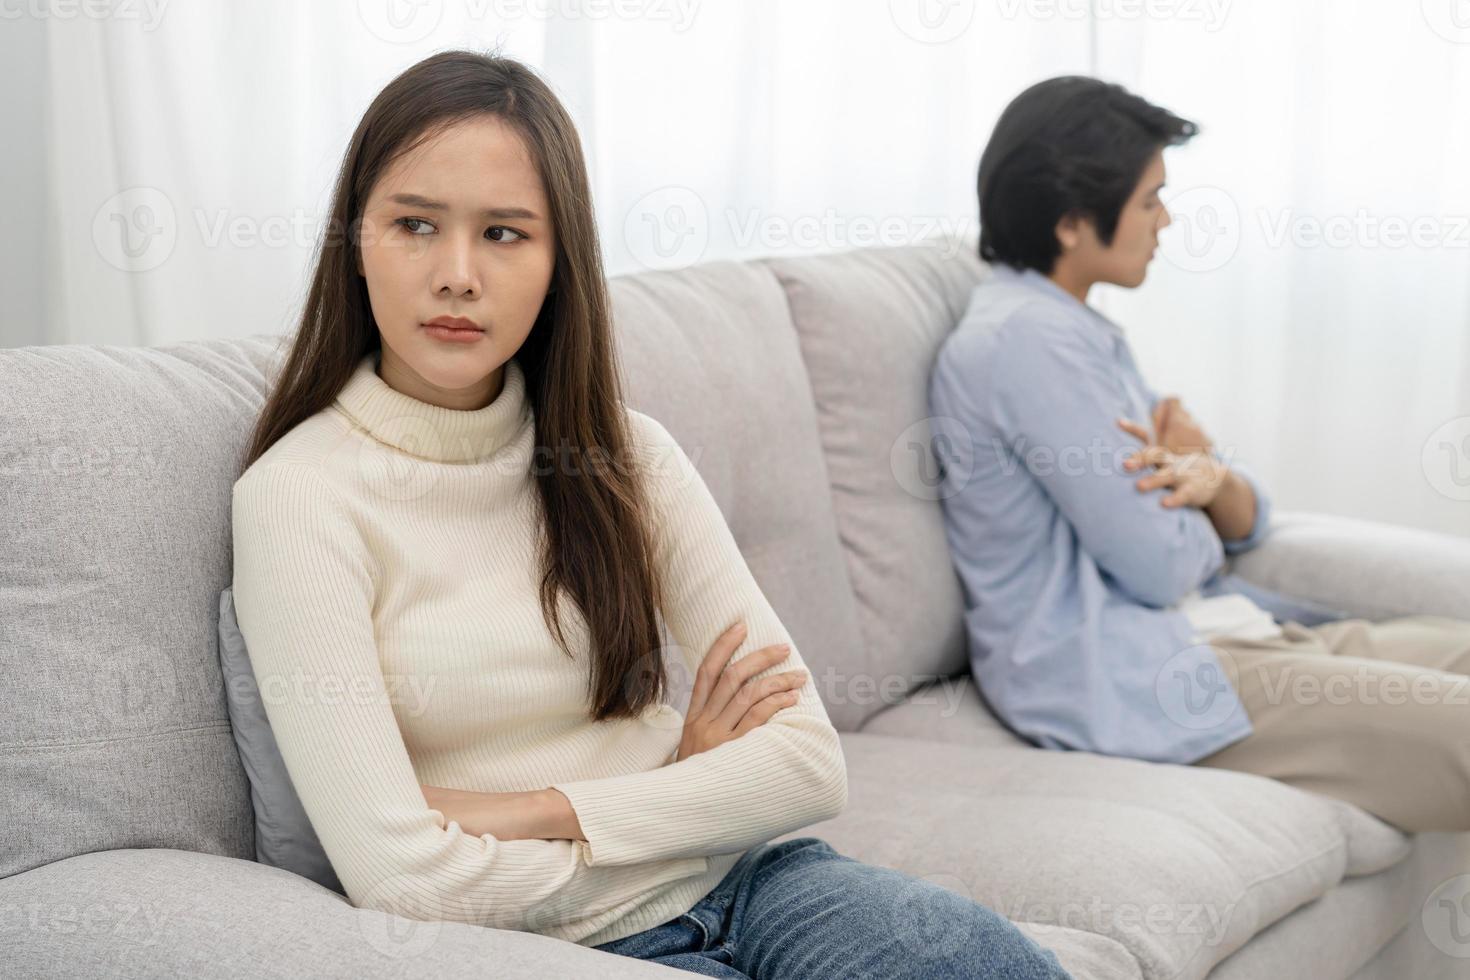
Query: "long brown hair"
241 50 668 722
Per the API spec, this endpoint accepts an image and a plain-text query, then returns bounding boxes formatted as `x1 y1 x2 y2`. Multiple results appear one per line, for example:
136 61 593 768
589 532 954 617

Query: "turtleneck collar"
332 350 531 464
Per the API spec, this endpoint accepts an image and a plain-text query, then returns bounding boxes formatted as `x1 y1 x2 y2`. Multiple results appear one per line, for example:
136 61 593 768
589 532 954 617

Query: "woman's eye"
394 219 524 242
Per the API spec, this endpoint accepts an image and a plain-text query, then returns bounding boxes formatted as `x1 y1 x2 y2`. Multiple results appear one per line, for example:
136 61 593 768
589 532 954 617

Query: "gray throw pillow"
218 586 345 895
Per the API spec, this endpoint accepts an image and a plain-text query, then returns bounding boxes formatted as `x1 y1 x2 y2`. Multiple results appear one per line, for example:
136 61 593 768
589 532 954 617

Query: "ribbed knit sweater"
229 349 848 947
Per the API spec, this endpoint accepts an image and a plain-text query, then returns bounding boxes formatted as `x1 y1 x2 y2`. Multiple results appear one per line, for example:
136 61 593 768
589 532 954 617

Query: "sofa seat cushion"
1205 830 1469 980
0 848 682 978
1012 921 1143 979
858 673 1036 751
780 733 1412 980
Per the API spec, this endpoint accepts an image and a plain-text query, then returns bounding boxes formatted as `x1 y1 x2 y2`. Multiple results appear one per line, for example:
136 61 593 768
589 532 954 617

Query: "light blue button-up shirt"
929 263 1344 764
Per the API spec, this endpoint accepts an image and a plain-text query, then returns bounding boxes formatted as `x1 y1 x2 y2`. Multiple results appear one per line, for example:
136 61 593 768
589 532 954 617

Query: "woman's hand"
675 621 808 763
420 784 573 841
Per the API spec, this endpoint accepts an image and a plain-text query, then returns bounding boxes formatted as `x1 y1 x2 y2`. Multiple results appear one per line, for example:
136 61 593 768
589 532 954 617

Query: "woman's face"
357 114 556 409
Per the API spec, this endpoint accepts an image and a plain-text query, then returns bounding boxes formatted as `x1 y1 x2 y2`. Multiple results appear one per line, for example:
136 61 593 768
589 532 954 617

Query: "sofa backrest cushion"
0 243 983 881
607 260 870 731
761 240 988 720
218 585 345 894
0 339 278 878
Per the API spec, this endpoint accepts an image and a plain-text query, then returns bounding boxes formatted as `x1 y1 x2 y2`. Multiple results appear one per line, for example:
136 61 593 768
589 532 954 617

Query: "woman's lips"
422 323 485 343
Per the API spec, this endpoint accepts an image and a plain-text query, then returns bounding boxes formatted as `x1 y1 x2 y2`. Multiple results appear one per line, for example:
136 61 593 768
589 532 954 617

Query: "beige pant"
1192 616 1470 833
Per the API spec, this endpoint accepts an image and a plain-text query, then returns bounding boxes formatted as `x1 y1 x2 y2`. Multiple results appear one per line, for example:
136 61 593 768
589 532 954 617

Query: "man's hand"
1117 416 1259 540
1147 395 1214 456
1117 438 1229 509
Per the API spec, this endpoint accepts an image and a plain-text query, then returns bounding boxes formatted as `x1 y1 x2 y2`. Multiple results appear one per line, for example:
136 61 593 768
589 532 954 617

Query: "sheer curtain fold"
1092 2 1470 537
3 1 1465 535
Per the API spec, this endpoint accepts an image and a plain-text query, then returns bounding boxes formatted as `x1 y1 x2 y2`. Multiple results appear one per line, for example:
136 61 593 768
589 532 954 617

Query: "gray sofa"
4 239 1468 979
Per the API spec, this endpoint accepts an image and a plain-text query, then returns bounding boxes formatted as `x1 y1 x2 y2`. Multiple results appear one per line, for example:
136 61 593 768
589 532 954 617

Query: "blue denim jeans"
594 837 1071 978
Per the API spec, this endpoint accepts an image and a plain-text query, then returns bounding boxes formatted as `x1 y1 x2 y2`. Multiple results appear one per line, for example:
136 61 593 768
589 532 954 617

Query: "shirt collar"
989 263 1126 338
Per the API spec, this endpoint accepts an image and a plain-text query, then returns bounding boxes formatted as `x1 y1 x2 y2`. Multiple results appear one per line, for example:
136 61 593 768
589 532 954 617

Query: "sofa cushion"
761 240 988 728
218 586 344 895
607 261 869 731
1013 921 1143 979
0 339 280 880
1231 511 1470 622
1205 831 1467 980
787 733 1412 980
0 848 679 978
858 674 1039 751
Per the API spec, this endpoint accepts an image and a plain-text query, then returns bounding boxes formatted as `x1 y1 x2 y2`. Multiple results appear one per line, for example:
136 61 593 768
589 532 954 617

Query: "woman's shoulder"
621 406 675 449
621 407 694 475
620 406 710 508
233 407 358 498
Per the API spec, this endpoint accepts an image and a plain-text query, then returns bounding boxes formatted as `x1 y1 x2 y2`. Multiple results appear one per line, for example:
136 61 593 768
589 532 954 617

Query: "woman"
231 49 1069 979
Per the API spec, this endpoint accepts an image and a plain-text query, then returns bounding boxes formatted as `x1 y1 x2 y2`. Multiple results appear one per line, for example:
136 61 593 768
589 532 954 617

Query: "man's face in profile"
1062 148 1172 290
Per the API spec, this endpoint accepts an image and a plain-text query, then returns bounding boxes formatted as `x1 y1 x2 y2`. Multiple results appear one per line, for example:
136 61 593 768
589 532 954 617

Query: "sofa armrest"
1229 510 1470 621
0 848 682 979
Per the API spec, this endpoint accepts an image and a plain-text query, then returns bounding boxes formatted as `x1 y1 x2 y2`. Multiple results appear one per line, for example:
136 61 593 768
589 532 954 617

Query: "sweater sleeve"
230 462 710 931
548 413 849 868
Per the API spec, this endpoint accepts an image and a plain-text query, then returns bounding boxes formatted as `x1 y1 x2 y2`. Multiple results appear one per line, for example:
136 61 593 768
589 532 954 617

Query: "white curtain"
1088 0 1470 538
3 1 1466 537
9 0 1086 349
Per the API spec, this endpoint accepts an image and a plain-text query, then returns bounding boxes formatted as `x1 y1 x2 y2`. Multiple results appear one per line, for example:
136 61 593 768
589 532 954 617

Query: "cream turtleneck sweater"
229 349 847 948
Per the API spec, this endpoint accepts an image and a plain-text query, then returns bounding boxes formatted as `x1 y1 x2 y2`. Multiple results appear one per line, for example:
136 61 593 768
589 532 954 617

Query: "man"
930 75 1470 834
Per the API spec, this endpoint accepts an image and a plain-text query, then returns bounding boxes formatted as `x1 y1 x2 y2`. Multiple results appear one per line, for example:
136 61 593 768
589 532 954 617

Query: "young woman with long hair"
230 49 1069 979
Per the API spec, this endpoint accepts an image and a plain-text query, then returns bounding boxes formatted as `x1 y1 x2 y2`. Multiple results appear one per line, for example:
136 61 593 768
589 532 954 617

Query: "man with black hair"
930 75 1470 834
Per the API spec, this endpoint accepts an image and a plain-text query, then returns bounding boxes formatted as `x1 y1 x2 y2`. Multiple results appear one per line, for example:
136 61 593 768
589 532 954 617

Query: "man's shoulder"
942 279 1102 376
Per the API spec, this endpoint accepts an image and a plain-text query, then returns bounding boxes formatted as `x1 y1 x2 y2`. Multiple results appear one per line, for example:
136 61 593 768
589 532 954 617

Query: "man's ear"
1054 212 1085 252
